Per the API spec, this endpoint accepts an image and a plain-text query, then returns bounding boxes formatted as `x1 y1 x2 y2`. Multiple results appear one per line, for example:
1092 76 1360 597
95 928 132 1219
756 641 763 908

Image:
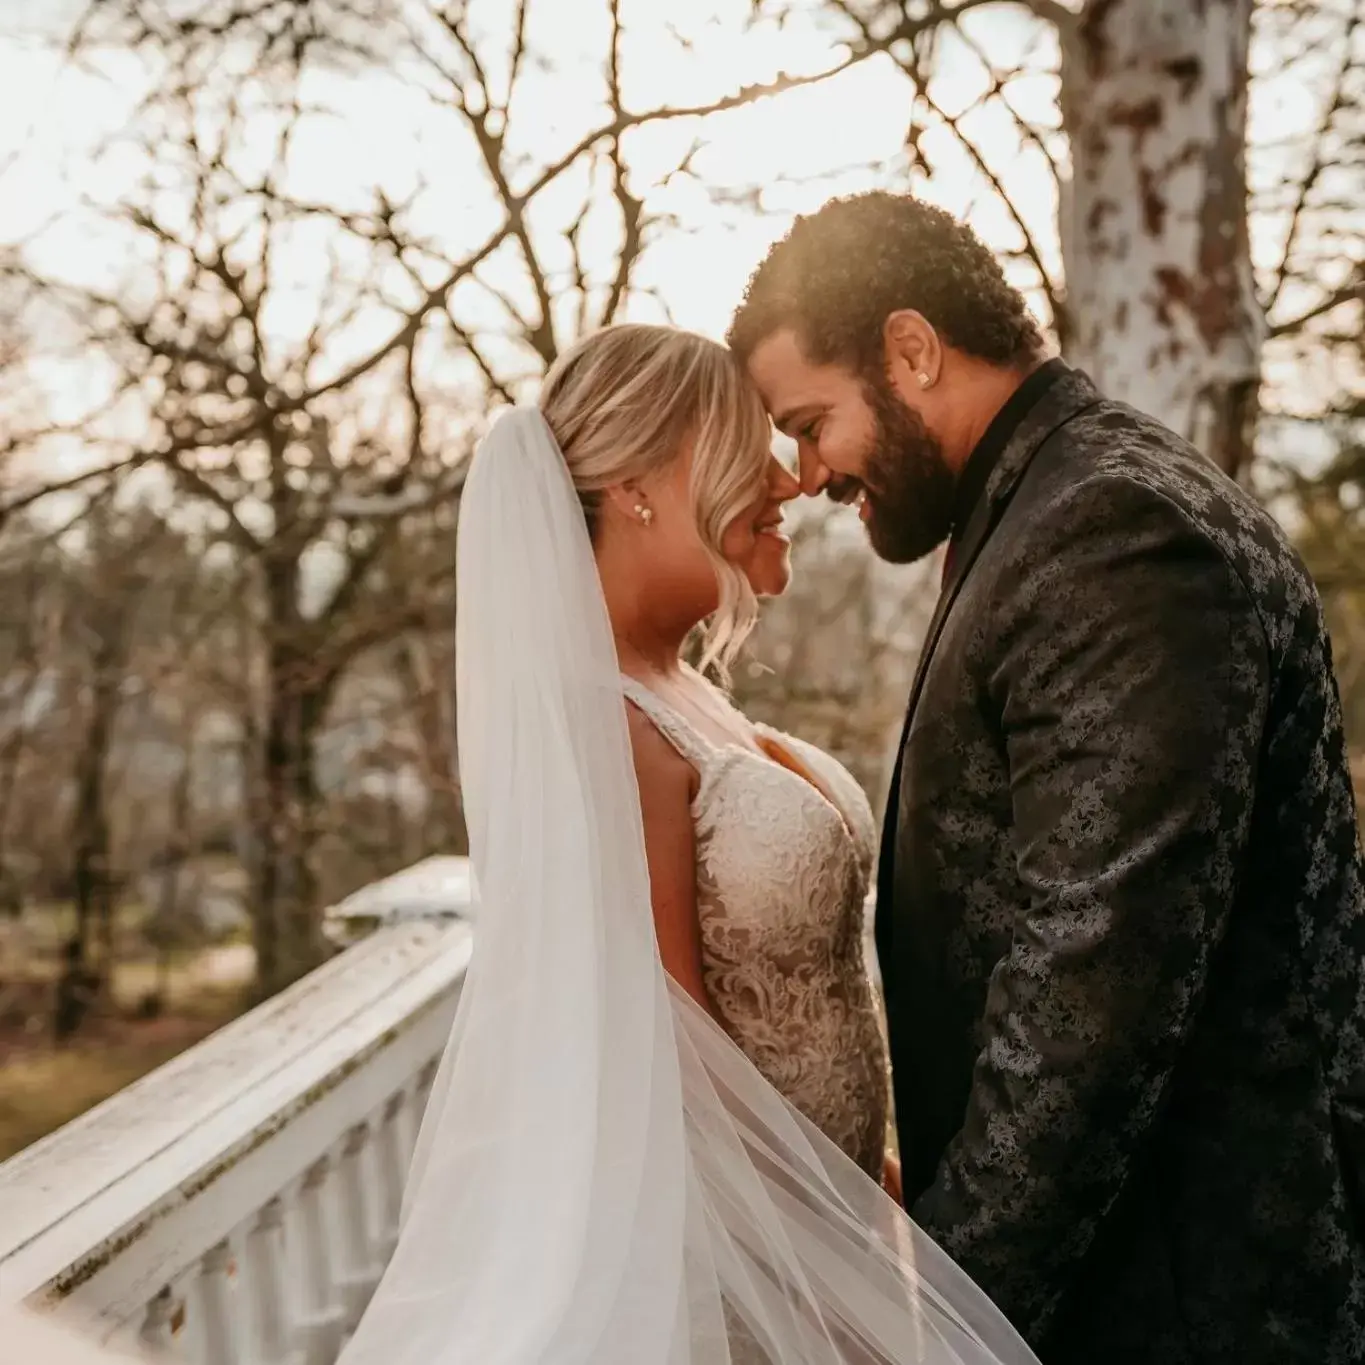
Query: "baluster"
288 1160 344 1365
187 1240 239 1365
240 1199 301 1365
332 1125 380 1331
139 1287 178 1359
372 1093 410 1262
406 1060 439 1157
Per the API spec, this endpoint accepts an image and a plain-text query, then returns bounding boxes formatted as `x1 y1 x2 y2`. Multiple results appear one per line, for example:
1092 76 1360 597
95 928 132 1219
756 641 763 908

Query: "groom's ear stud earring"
635 504 654 525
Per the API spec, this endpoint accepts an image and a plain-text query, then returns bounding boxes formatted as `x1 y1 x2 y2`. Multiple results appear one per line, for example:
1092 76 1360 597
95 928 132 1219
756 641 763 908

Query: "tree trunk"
60 654 120 1038
249 631 332 1001
0 590 42 915
148 745 196 1013
1058 0 1263 479
71 644 121 979
0 702 32 916
394 635 467 855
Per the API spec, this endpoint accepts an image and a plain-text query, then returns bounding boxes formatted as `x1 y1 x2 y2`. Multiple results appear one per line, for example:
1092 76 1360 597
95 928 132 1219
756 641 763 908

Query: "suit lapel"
875 367 1104 956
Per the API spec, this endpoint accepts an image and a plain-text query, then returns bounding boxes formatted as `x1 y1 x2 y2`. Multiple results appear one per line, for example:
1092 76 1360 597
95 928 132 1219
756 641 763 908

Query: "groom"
729 191 1365 1364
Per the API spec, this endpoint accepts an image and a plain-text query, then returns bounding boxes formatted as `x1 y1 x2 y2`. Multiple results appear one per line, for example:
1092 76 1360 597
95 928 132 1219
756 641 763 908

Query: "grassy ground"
0 995 242 1161
0 902 254 1161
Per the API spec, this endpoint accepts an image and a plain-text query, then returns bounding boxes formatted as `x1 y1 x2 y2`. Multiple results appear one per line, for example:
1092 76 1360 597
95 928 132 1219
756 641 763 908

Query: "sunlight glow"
0 2 1056 364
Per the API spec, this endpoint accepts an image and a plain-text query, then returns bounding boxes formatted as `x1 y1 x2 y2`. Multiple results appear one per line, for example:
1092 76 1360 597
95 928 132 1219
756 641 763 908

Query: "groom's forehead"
746 331 860 427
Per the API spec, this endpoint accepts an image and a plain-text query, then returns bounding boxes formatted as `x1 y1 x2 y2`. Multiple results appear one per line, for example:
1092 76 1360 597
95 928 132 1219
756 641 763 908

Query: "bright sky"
0 1 1061 402
0 0 1344 453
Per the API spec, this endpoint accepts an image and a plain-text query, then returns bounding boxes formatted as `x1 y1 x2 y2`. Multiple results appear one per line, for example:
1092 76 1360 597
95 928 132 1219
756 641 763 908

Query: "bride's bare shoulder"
624 698 697 804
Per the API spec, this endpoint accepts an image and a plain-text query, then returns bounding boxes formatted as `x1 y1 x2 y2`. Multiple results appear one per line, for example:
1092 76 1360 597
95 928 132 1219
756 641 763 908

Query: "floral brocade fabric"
880 364 1365 1365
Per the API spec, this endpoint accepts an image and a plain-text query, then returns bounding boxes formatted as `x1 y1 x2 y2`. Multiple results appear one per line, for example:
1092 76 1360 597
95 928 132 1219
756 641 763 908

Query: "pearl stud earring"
634 504 654 525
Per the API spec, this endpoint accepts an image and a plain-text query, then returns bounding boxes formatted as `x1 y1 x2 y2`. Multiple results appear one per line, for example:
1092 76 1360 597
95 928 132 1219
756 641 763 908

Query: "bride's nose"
767 455 800 502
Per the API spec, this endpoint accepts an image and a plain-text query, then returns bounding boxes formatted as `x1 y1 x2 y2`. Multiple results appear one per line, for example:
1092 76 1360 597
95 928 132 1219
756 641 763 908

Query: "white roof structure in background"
323 855 474 945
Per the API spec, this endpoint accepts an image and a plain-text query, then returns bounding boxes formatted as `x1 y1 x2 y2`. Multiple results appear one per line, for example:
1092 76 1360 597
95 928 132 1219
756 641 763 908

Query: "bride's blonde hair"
539 323 772 674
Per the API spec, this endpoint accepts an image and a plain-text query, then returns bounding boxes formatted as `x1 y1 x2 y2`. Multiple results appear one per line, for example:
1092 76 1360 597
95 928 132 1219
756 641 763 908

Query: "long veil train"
336 409 1040 1365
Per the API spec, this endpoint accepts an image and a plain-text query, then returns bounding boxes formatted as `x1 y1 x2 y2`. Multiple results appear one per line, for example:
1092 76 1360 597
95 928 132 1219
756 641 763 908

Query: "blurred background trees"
0 0 1360 1084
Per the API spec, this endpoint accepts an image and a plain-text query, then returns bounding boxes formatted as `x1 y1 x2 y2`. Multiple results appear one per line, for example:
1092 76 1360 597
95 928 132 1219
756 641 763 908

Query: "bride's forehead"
645 424 768 481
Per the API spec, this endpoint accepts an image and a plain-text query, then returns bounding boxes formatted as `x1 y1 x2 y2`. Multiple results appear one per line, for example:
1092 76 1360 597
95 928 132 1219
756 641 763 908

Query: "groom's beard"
857 377 957 565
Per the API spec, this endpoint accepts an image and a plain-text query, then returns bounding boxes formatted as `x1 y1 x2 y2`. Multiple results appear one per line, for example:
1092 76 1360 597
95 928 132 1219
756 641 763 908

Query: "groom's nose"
796 444 830 498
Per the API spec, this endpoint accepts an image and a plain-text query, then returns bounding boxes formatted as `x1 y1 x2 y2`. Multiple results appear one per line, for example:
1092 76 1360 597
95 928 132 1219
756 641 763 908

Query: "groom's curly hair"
726 191 1044 375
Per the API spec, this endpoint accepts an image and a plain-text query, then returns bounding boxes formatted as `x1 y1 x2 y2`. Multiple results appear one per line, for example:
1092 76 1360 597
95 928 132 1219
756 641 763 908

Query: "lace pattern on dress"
621 677 888 1178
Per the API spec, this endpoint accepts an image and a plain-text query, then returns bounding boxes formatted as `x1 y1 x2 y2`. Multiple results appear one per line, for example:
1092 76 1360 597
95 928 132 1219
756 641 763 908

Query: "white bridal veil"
337 409 1039 1365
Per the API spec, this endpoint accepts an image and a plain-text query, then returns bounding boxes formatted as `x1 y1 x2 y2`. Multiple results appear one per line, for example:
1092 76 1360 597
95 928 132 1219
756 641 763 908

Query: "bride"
338 325 1039 1364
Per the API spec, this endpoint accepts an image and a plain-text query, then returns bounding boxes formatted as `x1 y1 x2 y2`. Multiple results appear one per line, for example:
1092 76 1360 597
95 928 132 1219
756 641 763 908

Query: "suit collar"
982 362 1100 506
947 357 1070 541
941 362 1101 605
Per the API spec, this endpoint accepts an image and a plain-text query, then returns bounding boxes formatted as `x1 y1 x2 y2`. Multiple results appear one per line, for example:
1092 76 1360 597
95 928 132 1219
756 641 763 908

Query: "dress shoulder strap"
620 676 715 767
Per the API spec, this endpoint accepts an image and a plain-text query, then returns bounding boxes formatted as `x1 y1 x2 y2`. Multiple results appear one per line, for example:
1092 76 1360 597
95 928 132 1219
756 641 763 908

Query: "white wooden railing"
0 857 476 1364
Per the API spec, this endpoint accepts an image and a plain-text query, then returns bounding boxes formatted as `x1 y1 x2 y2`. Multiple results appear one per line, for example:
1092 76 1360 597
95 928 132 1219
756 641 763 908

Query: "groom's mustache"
825 473 865 505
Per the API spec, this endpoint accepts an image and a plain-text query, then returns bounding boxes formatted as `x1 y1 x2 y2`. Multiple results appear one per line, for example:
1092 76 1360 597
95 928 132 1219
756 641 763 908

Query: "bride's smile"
728 458 799 598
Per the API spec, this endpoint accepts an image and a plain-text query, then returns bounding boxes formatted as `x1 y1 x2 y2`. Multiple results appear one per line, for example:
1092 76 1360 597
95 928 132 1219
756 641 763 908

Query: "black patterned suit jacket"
878 363 1365 1363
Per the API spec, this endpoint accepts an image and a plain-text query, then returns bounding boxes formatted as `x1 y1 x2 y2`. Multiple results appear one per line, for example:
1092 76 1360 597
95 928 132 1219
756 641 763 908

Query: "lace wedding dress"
621 677 888 1178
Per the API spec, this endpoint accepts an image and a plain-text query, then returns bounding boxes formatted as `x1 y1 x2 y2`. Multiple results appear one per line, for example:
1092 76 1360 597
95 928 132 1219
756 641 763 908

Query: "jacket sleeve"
910 473 1270 1338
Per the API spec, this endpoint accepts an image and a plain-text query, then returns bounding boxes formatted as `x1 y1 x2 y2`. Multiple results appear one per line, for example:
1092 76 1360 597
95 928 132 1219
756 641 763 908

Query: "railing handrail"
0 857 475 1310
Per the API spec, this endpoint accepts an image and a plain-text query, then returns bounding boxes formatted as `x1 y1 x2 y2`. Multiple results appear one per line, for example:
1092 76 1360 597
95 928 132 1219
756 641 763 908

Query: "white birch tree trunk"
1058 0 1265 478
